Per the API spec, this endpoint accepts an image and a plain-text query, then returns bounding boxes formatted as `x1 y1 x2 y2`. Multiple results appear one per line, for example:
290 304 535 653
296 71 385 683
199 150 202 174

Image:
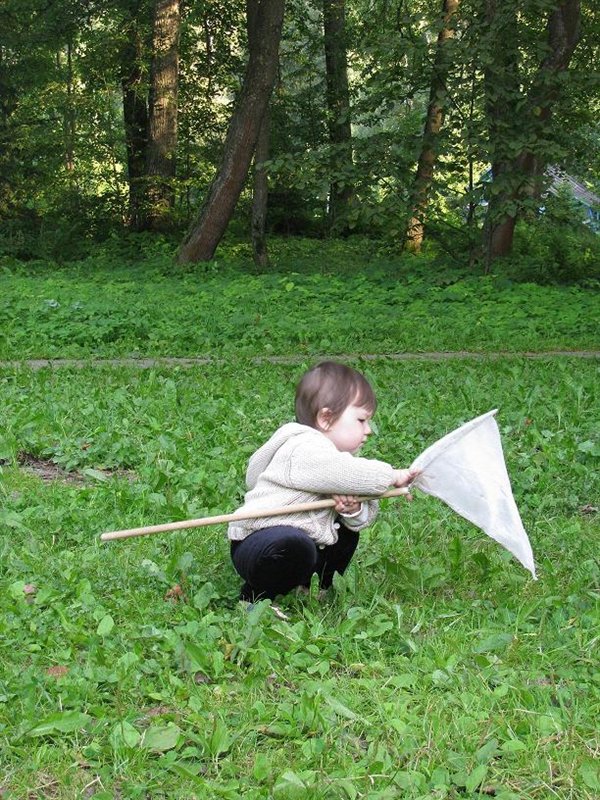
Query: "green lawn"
1 242 599 797
1 353 598 799
1 241 598 360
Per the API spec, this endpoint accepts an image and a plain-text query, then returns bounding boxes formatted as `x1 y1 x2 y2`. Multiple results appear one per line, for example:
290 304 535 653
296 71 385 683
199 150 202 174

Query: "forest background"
0 0 599 278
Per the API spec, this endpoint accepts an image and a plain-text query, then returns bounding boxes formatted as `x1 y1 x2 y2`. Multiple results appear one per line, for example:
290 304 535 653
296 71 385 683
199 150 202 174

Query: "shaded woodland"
1 0 598 269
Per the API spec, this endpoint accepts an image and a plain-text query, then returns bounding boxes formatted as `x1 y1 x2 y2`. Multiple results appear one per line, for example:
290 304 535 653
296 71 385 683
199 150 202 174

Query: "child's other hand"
333 495 361 515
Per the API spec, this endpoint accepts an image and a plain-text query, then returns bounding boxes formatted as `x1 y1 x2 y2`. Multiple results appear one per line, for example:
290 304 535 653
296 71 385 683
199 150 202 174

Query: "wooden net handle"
100 487 409 542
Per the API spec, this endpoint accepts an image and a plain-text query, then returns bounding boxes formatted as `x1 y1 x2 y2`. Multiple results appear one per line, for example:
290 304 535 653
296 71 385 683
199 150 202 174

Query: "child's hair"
295 361 377 429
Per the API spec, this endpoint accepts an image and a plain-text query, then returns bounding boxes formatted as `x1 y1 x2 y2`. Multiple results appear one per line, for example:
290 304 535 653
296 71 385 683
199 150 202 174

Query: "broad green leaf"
579 762 600 790
465 764 487 793
273 770 310 799
476 738 499 764
337 779 358 800
193 581 217 611
1 511 28 531
208 718 231 756
323 695 358 721
253 752 271 782
141 723 181 752
430 767 451 788
96 614 114 636
8 581 27 600
82 468 109 482
110 720 141 749
501 739 527 753
578 440 599 456
27 711 90 737
431 669 449 685
141 559 168 583
177 551 194 573
389 718 408 735
169 762 204 785
392 673 416 688
183 641 206 670
472 633 513 653
116 651 139 674
393 771 426 789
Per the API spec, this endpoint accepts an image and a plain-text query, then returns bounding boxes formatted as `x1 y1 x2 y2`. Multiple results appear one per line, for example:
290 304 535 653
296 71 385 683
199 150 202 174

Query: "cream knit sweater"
228 423 396 546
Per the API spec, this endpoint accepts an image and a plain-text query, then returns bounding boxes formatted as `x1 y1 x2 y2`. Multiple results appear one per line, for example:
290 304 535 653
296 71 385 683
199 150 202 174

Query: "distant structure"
478 167 600 232
545 167 600 231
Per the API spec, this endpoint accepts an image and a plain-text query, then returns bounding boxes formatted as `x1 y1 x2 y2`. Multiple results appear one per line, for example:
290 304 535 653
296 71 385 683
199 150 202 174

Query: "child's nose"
365 422 372 435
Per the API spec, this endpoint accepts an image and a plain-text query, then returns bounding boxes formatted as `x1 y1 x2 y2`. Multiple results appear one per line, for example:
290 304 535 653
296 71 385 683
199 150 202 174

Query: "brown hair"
295 361 377 429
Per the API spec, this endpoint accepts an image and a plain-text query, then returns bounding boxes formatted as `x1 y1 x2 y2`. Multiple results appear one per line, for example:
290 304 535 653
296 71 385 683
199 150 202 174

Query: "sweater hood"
246 422 321 489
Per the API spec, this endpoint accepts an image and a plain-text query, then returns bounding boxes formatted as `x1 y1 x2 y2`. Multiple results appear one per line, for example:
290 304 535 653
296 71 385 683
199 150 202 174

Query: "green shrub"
506 221 600 284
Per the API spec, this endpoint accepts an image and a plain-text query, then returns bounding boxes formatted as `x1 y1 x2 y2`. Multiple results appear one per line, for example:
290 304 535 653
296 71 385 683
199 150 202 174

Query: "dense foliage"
1 238 599 361
0 0 598 266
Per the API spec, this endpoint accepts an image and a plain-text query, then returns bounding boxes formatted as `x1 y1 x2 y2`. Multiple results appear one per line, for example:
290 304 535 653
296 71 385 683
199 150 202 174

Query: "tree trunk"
481 0 520 263
63 41 76 180
323 0 353 232
251 109 271 267
120 8 149 231
405 0 460 253
483 0 581 264
249 0 275 268
142 0 180 230
178 0 285 264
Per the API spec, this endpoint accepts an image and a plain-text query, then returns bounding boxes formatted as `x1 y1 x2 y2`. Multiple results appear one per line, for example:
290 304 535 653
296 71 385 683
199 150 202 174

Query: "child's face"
319 403 373 453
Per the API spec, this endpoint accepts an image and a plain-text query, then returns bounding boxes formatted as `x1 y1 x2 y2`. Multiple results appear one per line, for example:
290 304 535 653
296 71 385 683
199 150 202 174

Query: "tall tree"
143 0 181 230
119 0 150 230
59 41 77 182
249 0 275 268
405 0 460 252
483 0 581 262
251 110 271 267
323 0 354 231
178 0 285 264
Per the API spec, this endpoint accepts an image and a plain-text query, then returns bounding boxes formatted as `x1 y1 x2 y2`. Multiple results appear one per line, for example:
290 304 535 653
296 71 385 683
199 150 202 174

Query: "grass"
0 238 598 360
1 354 598 799
1 239 599 797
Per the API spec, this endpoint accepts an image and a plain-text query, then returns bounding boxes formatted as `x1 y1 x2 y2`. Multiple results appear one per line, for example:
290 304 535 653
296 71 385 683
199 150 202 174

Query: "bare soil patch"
14 452 135 485
17 452 85 484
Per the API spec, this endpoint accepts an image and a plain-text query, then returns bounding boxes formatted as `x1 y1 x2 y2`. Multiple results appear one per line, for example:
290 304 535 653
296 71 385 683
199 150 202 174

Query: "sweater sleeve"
341 499 380 531
285 438 395 495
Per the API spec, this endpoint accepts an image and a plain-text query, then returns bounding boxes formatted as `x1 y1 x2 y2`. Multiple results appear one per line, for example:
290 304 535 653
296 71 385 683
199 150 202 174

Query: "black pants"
230 523 359 602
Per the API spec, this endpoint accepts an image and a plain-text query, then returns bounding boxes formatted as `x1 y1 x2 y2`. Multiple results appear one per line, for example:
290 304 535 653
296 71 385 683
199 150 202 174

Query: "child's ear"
316 408 332 430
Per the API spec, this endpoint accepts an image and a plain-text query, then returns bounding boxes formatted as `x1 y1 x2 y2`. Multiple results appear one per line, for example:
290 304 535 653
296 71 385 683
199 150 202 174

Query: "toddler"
228 361 417 601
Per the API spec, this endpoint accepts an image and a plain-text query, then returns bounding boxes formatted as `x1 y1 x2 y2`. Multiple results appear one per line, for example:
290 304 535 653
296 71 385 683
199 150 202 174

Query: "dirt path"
0 351 598 369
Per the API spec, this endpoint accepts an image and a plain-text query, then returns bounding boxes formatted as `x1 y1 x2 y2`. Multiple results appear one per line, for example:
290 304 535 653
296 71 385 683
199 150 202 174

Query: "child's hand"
333 495 361 516
392 467 421 489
